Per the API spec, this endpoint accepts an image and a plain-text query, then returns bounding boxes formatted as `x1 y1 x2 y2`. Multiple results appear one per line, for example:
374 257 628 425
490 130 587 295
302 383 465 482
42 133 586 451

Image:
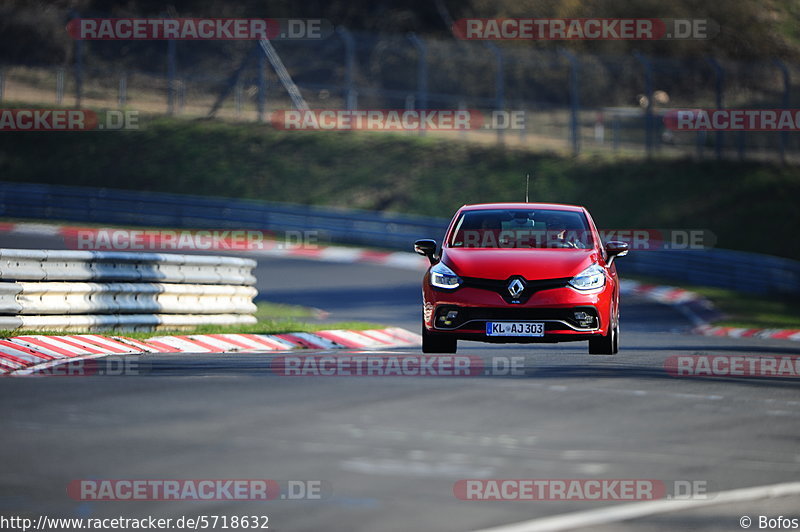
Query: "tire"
422 323 457 353
589 320 619 355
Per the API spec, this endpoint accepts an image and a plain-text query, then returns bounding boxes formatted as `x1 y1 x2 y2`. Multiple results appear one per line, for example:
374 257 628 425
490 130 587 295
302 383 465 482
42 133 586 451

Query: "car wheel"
588 320 619 355
422 323 457 353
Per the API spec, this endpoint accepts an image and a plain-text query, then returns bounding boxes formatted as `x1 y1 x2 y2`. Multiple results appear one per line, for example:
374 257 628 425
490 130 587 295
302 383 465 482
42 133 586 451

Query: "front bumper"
423 283 615 341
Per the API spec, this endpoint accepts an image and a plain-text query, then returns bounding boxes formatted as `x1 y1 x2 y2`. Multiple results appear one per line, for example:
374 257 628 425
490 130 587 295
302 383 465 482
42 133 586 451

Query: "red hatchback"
414 203 628 355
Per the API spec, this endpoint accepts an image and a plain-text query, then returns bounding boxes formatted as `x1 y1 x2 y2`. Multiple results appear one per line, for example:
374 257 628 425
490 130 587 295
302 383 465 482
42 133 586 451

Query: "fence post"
486 43 505 144
118 73 127 108
774 59 790 164
257 48 267 121
706 57 725 160
407 33 428 136
337 27 358 111
56 68 65 105
69 11 84 107
74 39 84 107
633 52 654 159
559 49 580 155
234 82 242 117
178 79 185 114
167 39 177 115
458 99 468 139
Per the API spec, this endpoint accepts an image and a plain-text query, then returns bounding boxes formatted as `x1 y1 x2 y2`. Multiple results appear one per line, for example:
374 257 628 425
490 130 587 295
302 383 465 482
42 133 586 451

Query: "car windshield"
448 209 594 249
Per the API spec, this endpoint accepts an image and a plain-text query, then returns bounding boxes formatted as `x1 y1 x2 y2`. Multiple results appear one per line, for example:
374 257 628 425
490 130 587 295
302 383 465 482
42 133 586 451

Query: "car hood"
442 248 599 280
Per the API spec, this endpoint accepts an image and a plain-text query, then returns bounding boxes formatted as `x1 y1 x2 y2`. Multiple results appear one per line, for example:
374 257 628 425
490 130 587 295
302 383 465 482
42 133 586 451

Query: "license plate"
486 322 545 337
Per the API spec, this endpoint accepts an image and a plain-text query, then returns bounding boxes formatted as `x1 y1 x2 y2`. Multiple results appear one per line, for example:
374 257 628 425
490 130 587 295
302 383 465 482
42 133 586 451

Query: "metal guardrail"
0 247 258 331
0 181 448 251
617 248 800 296
0 282 256 315
0 181 798 295
0 248 256 284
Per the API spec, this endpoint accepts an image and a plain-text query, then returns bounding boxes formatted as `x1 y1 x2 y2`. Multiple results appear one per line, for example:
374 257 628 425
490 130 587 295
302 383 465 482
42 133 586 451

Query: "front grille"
460 276 571 304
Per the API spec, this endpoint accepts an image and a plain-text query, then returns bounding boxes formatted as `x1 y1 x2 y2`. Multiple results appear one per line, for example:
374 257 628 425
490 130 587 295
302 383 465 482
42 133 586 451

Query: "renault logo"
507 277 526 298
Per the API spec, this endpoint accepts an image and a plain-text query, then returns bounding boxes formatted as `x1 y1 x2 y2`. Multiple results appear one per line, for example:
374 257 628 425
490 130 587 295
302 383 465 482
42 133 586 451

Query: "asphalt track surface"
1 231 799 532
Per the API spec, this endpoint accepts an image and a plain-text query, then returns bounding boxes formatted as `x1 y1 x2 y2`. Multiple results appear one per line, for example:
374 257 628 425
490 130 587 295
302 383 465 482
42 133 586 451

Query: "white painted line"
472 481 800 532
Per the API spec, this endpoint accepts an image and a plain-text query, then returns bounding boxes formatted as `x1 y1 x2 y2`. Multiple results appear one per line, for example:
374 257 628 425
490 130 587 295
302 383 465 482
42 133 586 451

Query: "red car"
414 203 628 355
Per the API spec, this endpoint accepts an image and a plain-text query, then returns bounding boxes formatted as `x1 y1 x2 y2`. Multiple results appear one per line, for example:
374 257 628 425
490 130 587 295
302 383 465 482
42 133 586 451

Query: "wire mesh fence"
3 25 800 162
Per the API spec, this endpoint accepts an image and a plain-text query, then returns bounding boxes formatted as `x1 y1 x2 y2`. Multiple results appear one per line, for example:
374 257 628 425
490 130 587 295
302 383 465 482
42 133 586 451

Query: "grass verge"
0 302 384 340
1 114 799 260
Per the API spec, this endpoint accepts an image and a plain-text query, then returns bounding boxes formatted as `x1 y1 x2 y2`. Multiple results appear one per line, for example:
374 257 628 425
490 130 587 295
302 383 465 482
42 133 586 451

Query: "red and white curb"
620 280 800 342
693 324 800 342
618 279 707 305
0 328 422 376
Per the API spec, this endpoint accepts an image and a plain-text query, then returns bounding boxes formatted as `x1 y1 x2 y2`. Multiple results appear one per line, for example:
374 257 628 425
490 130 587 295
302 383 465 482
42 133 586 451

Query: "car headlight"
569 263 606 291
430 262 463 289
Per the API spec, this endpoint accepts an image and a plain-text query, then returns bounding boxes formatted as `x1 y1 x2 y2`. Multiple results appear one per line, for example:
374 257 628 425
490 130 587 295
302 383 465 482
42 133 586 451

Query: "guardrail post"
337 27 358 111
167 39 177 115
407 33 428 136
774 59 790 164
560 49 580 156
633 52 654 159
486 43 505 145
705 57 725 161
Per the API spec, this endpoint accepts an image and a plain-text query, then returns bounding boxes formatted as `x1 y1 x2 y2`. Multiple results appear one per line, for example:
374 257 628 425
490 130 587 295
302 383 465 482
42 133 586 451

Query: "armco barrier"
0 249 258 331
0 181 798 295
0 181 448 251
0 282 256 315
0 248 256 284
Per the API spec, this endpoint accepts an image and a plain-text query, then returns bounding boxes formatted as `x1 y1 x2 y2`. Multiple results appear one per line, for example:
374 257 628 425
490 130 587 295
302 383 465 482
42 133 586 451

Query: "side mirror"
414 239 438 265
605 241 629 264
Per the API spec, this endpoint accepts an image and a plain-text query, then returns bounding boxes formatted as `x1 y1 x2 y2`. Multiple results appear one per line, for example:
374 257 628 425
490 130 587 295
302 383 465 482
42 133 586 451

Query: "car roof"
459 202 586 212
